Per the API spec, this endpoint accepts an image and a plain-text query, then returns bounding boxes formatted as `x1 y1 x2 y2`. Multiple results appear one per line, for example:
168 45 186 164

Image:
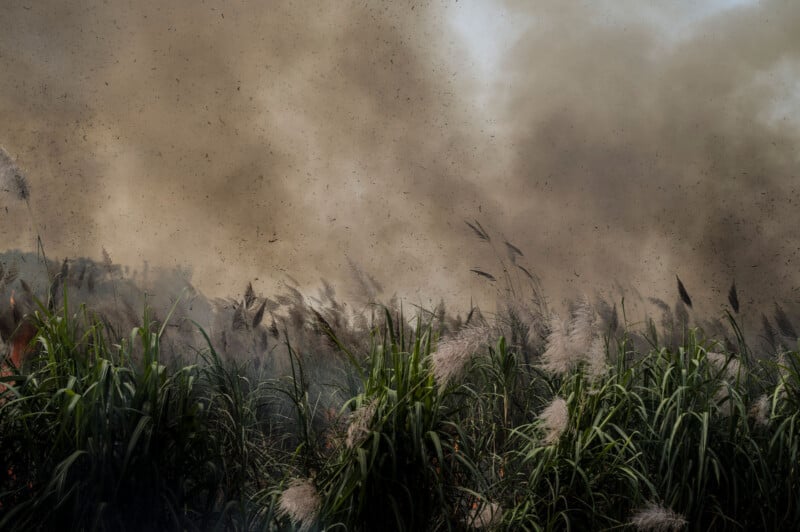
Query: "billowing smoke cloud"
494 0 800 313
0 0 798 316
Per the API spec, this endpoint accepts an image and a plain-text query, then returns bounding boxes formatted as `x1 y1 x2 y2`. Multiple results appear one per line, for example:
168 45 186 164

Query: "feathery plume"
540 396 568 445
750 394 770 427
346 399 377 449
541 315 573 374
278 478 321 532
707 352 740 417
541 301 602 376
586 336 607 378
465 500 502 530
568 299 595 354
630 502 687 531
432 325 490 386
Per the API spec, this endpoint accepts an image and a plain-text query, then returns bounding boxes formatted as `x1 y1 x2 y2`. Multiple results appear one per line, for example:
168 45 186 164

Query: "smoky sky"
0 0 798 315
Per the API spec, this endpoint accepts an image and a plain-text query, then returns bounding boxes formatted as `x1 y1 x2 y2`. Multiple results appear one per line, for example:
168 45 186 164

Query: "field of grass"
2 260 800 532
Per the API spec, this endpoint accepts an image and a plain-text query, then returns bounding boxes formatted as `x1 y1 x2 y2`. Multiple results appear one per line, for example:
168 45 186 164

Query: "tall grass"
3 273 800 530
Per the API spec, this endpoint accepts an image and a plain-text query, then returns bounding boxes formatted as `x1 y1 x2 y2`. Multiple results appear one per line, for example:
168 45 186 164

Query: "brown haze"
1 0 798 315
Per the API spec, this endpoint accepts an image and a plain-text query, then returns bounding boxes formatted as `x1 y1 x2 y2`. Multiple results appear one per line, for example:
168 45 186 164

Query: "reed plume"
541 300 606 377
278 478 321 532
432 324 490 387
629 502 688 531
539 396 568 445
346 399 376 449
750 394 770 427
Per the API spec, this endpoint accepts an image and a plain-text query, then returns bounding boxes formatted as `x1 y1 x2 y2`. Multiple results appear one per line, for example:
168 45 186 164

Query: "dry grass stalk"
278 478 321 532
629 501 688 531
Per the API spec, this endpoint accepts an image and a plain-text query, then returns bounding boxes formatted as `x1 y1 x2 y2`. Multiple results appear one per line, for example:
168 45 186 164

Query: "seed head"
432 325 489 386
630 502 688 531
541 315 573 374
540 396 568 445
346 399 377 449
465 500 502 529
278 478 321 532
750 394 770 427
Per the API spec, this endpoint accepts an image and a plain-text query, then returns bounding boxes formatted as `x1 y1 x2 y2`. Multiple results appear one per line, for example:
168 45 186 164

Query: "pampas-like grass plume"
346 399 377 449
541 315 572 374
465 500 503 529
568 299 594 351
630 502 688 531
432 324 490 387
540 396 568 445
586 336 607 378
707 353 741 417
278 478 321 532
541 300 606 377
750 394 771 427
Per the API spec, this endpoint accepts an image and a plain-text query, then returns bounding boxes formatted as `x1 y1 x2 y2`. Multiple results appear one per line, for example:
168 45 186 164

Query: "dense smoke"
0 0 798 315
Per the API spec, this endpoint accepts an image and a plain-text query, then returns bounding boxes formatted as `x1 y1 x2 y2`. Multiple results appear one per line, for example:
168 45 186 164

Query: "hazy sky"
1 0 798 315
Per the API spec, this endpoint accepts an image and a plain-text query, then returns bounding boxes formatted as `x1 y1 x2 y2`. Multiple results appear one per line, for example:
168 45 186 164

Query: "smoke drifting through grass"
1 2 799 309
6 242 800 528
